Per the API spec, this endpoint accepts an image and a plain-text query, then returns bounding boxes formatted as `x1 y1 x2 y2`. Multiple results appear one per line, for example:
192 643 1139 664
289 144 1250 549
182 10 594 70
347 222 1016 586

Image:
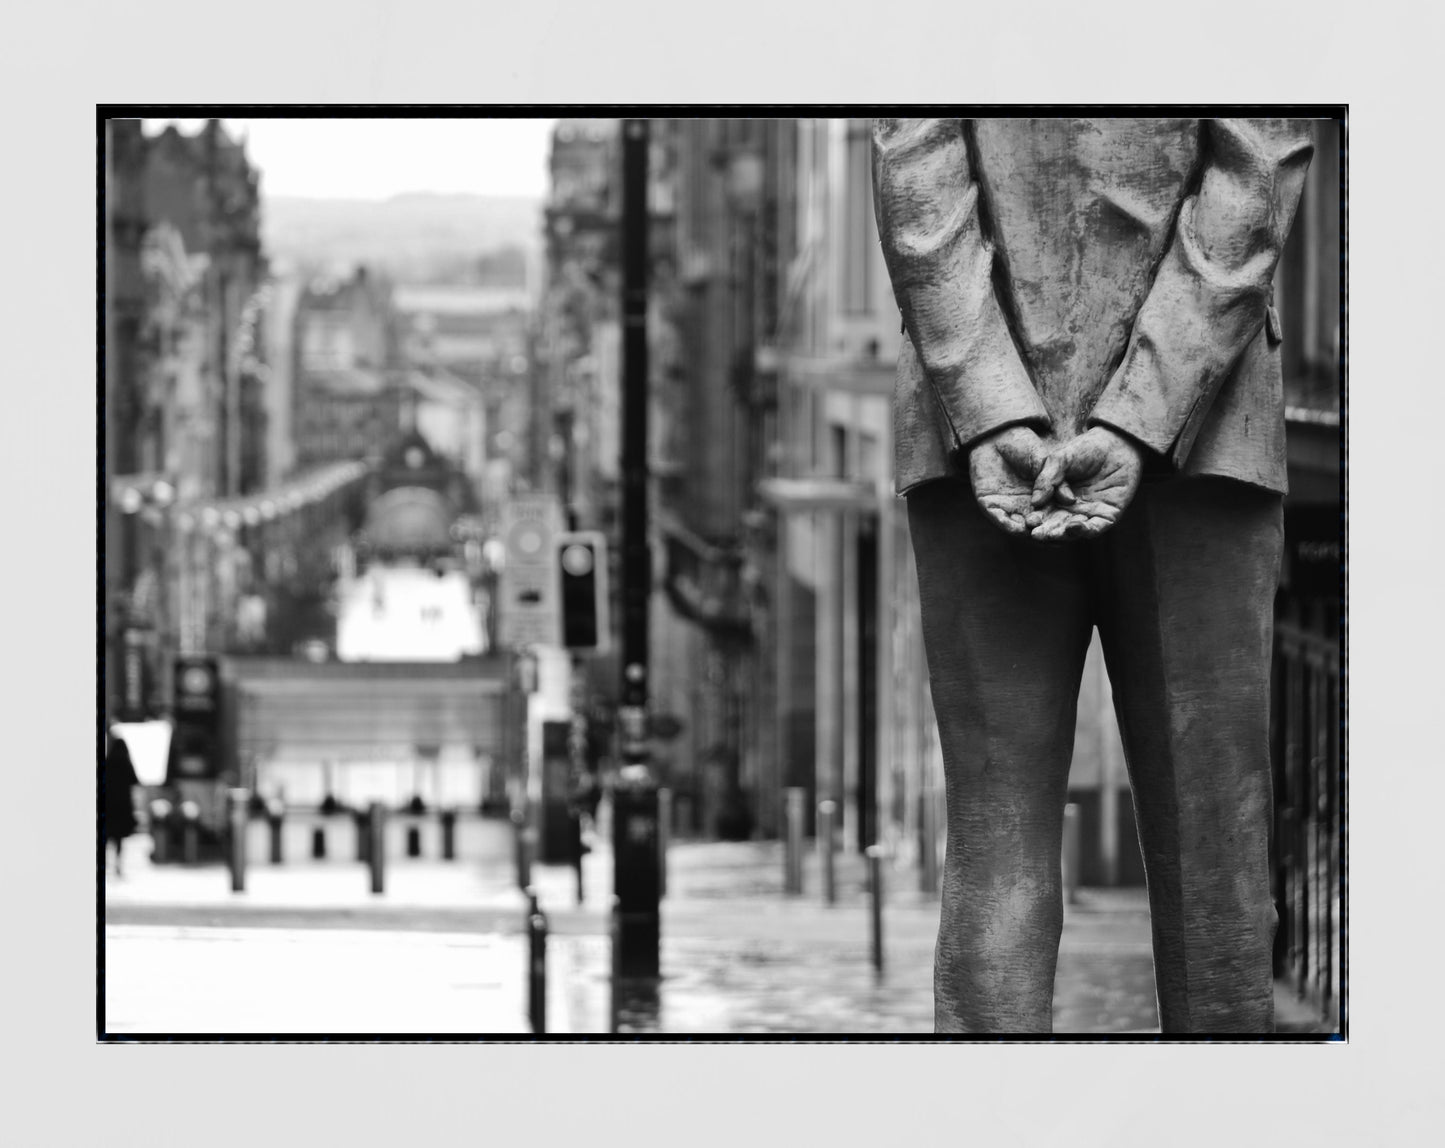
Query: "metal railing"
1272 614 1343 1024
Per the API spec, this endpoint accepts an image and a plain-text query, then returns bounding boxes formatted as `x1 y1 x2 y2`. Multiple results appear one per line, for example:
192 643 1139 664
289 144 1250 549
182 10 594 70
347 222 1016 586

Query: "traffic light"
169 655 221 781
556 531 609 652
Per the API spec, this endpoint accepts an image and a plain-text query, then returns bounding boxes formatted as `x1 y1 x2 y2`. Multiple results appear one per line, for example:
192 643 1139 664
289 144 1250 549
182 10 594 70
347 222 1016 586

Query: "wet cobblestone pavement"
103 830 1332 1036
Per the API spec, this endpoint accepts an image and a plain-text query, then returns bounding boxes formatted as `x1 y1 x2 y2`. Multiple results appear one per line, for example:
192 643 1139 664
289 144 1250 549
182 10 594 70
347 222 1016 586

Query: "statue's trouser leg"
907 481 1094 1034
1095 478 1282 1034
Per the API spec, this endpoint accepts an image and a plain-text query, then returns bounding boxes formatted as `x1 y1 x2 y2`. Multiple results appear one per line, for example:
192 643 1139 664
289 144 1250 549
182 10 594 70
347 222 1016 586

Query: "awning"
757 477 879 513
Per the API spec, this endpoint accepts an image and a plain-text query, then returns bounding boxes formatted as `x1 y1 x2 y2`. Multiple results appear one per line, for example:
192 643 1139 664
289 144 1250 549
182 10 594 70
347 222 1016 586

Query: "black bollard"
227 789 248 893
268 801 284 865
441 809 457 861
355 808 370 863
867 844 884 977
312 823 327 860
1062 802 1082 907
367 802 386 895
608 895 622 1034
572 814 585 907
511 809 531 890
180 801 200 866
818 799 838 906
526 886 547 1035
783 787 805 895
406 823 422 858
149 799 172 865
657 787 671 900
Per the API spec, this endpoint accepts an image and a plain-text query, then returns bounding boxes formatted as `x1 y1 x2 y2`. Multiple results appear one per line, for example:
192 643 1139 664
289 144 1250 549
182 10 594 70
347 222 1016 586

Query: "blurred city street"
104 823 1333 1036
102 115 1344 1041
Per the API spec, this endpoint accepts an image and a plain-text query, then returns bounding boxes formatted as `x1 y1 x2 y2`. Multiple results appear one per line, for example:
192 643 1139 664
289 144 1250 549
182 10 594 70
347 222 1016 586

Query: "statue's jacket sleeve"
871 119 1051 473
1088 119 1316 473
874 118 1316 496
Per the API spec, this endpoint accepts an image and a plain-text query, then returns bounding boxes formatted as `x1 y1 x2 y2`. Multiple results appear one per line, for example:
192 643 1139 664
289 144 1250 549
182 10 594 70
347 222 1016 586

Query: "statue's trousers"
907 475 1282 1034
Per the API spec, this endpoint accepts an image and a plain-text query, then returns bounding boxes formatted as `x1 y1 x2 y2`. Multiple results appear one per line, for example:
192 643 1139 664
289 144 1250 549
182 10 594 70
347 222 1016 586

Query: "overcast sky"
142 117 556 201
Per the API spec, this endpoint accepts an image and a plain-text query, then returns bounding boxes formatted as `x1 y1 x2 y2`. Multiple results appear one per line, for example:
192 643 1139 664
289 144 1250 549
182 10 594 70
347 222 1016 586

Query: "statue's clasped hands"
969 425 1144 542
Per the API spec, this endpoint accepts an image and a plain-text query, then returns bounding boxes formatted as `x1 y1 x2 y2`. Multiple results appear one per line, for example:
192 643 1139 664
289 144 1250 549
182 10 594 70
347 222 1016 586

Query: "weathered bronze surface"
873 118 1313 1033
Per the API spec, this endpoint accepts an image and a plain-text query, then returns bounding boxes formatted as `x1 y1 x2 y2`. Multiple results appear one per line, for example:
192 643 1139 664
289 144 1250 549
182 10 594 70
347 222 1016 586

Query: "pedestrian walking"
105 730 140 877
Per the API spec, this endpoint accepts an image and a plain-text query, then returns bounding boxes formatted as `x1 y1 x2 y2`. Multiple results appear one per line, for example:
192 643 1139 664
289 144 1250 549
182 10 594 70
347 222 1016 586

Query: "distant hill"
262 192 543 283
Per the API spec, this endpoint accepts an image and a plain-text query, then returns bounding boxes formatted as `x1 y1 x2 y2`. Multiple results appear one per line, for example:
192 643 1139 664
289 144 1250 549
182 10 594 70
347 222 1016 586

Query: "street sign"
496 494 563 650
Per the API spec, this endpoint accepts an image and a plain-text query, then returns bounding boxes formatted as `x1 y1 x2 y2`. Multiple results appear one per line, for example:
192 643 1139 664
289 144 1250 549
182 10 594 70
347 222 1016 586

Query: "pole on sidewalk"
867 843 884 977
783 787 805 895
1062 802 1082 906
441 808 457 861
609 895 622 1034
612 116 660 980
526 886 547 1035
227 788 248 893
149 799 172 865
312 822 327 860
512 807 532 890
819 799 838 906
657 786 671 899
367 802 386 895
919 787 940 895
180 800 200 865
355 807 370 863
572 813 586 907
267 798 284 865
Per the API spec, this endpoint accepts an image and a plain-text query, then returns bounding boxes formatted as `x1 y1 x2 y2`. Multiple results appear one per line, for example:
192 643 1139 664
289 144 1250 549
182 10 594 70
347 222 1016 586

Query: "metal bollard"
526 886 547 1035
657 787 671 899
608 895 622 1034
227 789 248 893
919 787 941 895
818 799 838 906
149 799 172 865
406 822 422 858
1062 802 1082 906
511 809 532 890
440 809 457 861
572 815 585 907
867 844 884 976
783 787 805 895
312 823 327 860
179 800 200 865
367 802 386 894
267 800 284 865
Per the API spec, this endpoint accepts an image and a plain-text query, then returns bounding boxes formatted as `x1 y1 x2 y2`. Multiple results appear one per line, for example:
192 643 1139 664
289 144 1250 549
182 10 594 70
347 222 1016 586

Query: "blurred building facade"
392 282 533 509
291 267 406 471
534 119 623 530
536 117 1344 928
105 120 376 733
1269 119 1343 1022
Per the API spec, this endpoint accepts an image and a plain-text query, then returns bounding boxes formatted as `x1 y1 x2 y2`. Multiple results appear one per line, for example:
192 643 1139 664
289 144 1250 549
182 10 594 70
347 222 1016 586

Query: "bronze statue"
873 118 1315 1033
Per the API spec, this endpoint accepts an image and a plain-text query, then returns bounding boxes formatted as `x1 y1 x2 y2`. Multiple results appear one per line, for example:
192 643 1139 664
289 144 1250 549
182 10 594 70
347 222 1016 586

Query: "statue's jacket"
872 119 1316 496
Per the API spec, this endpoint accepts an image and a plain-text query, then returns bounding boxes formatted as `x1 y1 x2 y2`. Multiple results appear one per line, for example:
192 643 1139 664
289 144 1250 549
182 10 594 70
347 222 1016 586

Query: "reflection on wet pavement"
556 929 1159 1036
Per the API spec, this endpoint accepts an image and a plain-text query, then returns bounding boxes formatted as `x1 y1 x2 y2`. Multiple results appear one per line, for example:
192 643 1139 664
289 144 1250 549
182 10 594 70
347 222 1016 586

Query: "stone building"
105 120 377 731
392 282 533 506
106 119 273 724
291 266 406 471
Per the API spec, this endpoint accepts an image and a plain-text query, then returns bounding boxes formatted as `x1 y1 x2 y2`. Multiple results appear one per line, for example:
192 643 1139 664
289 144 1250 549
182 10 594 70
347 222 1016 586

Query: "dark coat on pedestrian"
106 734 139 842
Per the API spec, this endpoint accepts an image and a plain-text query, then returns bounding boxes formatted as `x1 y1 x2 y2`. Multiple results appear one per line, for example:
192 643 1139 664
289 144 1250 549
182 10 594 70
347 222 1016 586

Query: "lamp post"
612 118 660 979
